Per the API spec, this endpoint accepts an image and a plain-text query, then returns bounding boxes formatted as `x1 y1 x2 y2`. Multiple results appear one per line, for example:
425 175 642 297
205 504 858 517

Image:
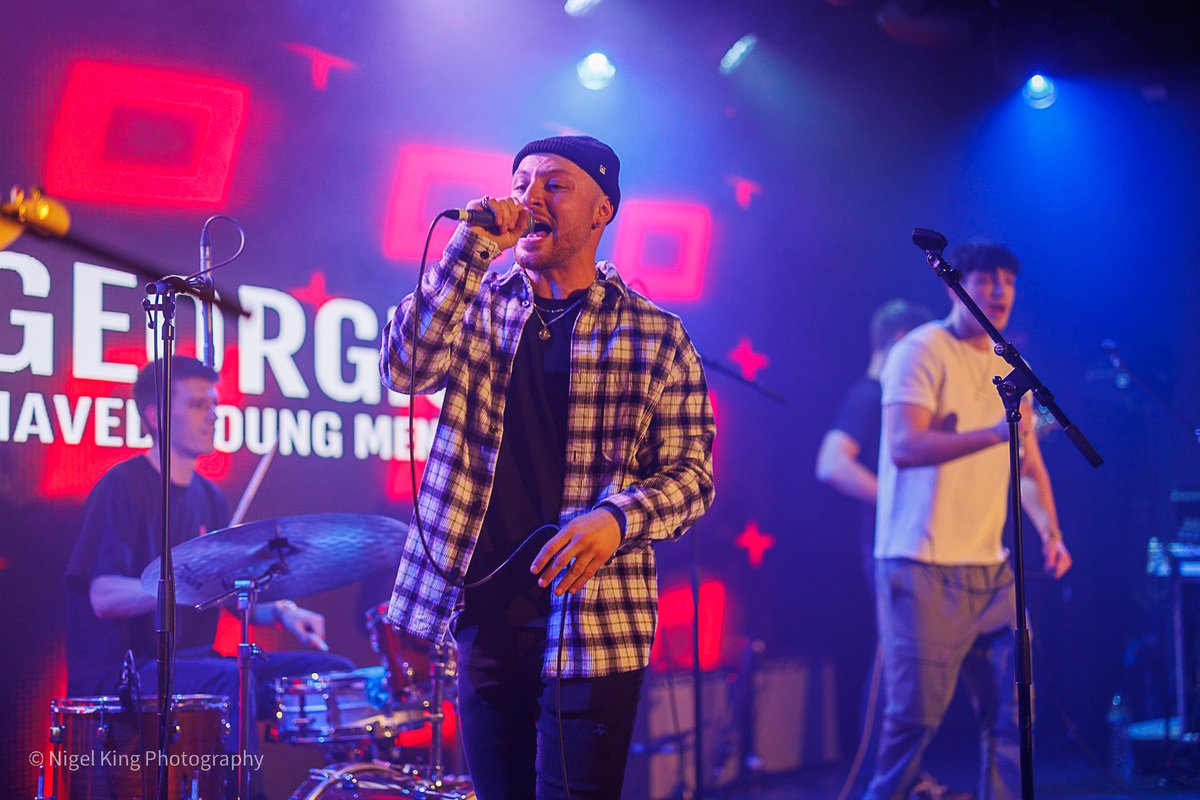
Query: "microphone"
198 224 216 369
912 227 948 253
118 650 138 712
442 207 536 236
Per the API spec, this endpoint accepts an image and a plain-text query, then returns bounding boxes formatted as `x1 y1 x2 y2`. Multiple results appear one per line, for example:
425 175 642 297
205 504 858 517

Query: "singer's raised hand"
466 195 531 251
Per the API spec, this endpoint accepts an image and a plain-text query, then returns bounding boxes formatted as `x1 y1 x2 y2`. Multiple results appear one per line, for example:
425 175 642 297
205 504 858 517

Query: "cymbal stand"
427 642 452 783
196 563 283 800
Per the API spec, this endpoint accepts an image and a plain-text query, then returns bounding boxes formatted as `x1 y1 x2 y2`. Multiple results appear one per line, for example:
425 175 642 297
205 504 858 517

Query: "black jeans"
455 623 645 800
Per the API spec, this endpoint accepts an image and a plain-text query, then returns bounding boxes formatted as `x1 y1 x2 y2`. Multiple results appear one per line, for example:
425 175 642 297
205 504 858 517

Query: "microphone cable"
406 213 556 590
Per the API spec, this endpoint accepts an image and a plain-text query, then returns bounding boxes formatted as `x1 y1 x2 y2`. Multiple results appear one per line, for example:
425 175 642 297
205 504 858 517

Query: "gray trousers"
865 559 1021 800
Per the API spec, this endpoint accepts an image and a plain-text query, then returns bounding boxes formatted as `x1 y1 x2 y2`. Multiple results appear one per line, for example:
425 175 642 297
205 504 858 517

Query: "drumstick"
229 444 276 527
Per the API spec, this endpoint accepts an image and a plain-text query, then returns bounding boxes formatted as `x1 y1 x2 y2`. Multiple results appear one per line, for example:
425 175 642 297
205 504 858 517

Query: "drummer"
64 357 353 794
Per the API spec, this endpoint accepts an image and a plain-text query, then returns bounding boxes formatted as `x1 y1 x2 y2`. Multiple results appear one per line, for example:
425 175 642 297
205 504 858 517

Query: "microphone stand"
5 189 249 799
142 278 179 800
911 229 1103 800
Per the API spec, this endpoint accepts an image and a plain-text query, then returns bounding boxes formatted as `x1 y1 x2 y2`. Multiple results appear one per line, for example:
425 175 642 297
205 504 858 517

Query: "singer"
866 241 1071 800
380 135 715 799
63 356 352 800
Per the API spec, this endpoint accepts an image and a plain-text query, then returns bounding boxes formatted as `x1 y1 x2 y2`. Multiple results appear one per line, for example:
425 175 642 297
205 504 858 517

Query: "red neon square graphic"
382 144 513 262
612 199 712 302
46 61 248 207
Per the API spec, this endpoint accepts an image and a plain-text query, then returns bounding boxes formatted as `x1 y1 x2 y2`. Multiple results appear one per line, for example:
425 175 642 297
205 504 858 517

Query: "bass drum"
288 762 475 800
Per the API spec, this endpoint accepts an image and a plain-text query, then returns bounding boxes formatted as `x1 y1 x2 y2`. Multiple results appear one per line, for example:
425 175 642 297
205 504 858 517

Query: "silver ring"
481 195 491 208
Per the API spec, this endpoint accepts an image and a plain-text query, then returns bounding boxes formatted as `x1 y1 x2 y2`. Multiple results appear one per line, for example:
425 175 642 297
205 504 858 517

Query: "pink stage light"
46 61 248 207
611 199 712 302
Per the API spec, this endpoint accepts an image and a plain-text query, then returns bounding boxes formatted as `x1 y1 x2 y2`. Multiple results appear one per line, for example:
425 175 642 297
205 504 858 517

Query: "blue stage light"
577 52 616 90
1022 74 1057 109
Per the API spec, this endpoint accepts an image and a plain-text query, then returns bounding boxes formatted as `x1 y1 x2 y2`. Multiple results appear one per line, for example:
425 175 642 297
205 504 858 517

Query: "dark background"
3 1 1199 796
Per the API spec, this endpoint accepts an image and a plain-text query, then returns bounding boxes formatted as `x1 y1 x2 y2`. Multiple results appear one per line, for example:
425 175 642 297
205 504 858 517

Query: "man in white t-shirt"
865 240 1071 800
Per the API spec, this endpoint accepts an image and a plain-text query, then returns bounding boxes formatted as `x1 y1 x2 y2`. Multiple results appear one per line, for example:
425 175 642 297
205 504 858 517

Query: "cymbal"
140 513 408 606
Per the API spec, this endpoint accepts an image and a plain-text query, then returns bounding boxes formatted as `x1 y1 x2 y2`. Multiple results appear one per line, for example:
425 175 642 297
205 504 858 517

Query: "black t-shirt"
461 290 585 628
831 376 882 581
65 456 230 694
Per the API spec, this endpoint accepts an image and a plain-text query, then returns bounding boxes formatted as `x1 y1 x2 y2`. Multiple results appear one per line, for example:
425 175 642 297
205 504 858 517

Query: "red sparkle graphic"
734 520 776 568
46 61 248 207
284 43 356 90
726 175 762 209
728 337 769 381
291 270 338 308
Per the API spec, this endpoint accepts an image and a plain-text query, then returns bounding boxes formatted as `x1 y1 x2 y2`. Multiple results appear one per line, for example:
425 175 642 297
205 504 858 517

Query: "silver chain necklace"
531 295 586 341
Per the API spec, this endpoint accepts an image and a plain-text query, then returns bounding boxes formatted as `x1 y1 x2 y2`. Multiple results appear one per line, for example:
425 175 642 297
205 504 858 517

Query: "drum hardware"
138 513 407 799
427 642 453 784
287 761 476 800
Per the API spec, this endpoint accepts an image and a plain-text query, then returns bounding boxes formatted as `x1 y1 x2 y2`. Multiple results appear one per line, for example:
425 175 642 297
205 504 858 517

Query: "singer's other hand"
467 194 531 251
530 509 621 597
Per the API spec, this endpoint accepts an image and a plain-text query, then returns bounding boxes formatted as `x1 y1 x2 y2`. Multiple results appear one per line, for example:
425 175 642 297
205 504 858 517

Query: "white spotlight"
720 34 758 76
577 52 616 90
564 0 603 17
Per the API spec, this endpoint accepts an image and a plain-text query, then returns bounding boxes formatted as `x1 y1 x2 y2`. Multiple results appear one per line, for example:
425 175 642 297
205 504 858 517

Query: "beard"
514 223 592 271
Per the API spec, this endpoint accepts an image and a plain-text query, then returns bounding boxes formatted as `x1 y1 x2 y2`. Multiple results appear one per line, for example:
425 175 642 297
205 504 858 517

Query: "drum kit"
39 514 475 800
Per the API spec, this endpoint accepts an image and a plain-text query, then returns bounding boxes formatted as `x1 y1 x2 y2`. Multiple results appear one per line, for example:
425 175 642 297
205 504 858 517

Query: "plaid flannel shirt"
380 226 715 677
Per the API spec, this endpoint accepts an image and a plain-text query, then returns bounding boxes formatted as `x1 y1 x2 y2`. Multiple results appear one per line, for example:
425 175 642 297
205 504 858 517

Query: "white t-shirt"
875 320 1011 565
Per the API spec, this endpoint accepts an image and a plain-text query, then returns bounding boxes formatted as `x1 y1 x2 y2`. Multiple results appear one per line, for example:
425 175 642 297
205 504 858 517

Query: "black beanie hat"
512 135 621 218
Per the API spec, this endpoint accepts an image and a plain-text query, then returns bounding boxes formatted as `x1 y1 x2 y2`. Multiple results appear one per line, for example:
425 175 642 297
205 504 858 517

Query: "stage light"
1022 73 1057 109
719 34 757 76
577 52 616 90
564 0 602 17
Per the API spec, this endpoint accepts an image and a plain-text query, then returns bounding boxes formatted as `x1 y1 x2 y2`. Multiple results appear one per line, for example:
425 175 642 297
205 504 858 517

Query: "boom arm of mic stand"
913 229 1103 469
699 354 788 404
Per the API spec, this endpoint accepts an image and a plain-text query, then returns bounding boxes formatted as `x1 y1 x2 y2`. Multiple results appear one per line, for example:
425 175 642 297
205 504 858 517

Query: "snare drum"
46 694 228 800
288 762 475 800
273 666 425 745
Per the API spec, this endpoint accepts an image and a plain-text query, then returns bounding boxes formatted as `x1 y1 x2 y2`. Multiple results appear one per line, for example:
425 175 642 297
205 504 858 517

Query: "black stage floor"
709 741 1197 800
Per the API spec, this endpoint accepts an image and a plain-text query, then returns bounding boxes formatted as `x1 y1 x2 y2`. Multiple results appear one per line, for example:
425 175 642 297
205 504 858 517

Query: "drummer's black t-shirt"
65 455 229 695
